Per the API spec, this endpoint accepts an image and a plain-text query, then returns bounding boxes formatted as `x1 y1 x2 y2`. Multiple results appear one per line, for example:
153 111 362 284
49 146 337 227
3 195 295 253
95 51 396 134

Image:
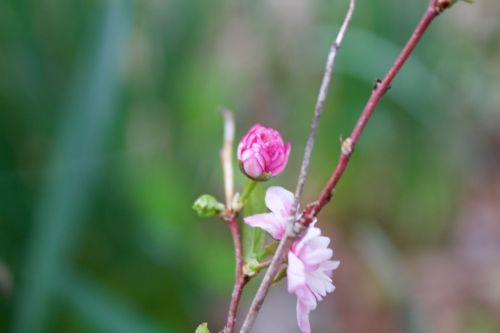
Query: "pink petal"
308 235 330 249
270 143 291 176
296 299 312 333
243 213 285 240
295 227 321 255
287 251 306 293
295 284 317 309
237 142 244 159
321 260 340 272
265 186 294 219
306 270 333 301
295 286 316 333
242 157 264 179
302 248 333 266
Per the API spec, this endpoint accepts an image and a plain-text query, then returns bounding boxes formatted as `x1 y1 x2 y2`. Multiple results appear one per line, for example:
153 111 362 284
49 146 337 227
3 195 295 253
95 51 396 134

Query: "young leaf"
195 323 210 333
192 195 225 217
242 181 266 262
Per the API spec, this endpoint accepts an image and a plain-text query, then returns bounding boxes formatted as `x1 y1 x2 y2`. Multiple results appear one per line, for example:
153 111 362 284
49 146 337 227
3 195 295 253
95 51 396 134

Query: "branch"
223 216 249 333
219 110 248 333
291 0 356 217
311 0 446 217
239 1 356 331
221 110 235 208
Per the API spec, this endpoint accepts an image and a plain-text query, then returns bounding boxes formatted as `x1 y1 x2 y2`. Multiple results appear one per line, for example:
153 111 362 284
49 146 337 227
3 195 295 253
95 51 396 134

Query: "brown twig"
239 0 356 331
311 0 447 218
220 110 248 333
224 215 249 333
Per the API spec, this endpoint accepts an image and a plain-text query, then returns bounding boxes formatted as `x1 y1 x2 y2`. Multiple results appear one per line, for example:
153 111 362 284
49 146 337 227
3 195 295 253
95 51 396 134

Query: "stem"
239 1 356 332
291 0 357 218
253 258 273 271
224 216 249 333
219 110 248 333
221 111 235 208
239 180 258 204
239 235 292 333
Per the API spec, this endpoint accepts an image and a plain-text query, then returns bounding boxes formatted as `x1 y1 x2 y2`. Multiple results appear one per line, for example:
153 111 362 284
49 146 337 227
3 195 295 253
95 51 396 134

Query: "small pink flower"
237 124 291 181
243 186 339 333
243 186 294 239
287 225 339 333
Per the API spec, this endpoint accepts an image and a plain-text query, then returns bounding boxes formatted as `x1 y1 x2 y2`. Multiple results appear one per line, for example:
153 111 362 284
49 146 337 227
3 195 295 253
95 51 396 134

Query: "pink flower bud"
237 124 291 181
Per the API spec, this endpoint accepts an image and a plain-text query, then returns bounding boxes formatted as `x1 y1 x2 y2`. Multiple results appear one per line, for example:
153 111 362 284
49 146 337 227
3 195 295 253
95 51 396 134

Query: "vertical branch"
239 1 356 332
220 110 248 333
224 216 248 333
221 110 235 208
292 0 357 215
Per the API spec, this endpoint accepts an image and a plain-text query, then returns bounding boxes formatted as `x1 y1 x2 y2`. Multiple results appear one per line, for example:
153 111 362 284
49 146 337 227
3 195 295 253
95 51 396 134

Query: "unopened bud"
192 195 225 217
237 124 291 181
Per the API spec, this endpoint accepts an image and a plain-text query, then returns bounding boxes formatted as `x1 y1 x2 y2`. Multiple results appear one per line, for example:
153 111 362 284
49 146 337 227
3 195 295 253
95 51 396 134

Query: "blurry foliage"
0 0 499 332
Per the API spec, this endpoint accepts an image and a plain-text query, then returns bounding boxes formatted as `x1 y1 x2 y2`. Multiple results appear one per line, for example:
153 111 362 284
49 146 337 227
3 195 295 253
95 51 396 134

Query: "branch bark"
291 0 356 217
223 216 249 333
220 110 248 333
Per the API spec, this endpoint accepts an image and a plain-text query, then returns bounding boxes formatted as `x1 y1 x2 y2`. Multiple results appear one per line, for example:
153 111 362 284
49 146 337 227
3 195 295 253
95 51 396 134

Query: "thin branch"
239 1 356 331
224 216 249 333
311 0 445 217
291 0 356 218
219 110 248 333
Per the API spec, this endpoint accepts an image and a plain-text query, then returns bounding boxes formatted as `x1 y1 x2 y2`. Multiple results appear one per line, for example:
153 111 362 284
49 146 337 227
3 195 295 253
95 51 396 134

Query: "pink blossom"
243 186 339 333
237 124 291 180
287 225 339 333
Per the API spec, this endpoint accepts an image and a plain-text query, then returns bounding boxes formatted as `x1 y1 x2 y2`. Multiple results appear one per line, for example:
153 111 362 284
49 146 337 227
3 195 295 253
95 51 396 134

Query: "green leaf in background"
242 180 266 263
195 322 210 333
192 194 225 217
10 1 133 333
57 270 167 333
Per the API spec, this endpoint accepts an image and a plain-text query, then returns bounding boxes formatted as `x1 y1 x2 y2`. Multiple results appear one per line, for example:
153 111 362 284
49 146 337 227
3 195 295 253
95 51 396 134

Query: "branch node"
373 79 382 90
325 190 335 204
341 137 353 156
435 0 455 14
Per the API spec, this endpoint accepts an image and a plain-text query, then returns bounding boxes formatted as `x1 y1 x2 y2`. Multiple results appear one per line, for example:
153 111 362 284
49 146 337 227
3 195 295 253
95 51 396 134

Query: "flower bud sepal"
238 161 272 182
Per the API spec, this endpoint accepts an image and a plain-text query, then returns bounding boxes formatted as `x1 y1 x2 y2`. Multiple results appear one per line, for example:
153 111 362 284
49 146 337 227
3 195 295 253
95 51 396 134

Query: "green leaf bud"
192 195 224 217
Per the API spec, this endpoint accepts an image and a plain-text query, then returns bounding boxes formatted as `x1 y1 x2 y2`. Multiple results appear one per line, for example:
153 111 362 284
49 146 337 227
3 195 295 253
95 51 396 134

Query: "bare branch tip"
222 110 235 142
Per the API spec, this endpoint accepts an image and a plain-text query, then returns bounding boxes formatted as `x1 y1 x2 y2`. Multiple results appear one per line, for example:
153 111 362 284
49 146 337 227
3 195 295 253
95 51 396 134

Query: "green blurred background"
1 0 499 332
